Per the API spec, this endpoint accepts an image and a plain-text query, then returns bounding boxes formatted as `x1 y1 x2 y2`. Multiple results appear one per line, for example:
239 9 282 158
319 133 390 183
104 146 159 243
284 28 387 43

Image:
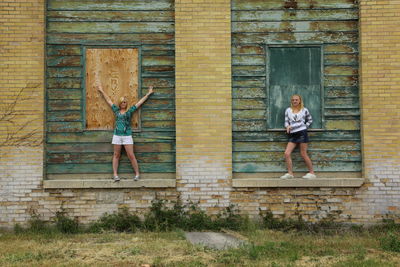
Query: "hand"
286 126 291 134
147 86 154 96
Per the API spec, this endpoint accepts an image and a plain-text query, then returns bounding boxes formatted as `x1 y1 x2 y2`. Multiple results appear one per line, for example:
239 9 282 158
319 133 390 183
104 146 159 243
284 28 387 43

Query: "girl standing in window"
280 94 316 179
97 83 154 182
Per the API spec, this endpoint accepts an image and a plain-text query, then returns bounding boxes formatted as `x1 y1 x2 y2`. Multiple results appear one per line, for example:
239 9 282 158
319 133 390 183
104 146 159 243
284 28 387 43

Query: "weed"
54 210 80 234
380 231 400 252
88 207 142 233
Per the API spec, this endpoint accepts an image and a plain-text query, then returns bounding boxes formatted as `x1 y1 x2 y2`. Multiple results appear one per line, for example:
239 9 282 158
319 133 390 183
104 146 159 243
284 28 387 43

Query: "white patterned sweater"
284 107 313 133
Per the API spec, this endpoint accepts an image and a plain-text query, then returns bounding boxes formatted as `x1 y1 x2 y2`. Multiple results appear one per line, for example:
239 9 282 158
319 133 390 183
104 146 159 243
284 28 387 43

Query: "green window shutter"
268 46 322 129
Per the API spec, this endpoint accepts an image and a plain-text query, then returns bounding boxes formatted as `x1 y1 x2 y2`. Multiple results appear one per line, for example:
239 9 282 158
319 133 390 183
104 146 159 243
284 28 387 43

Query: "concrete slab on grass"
185 232 245 250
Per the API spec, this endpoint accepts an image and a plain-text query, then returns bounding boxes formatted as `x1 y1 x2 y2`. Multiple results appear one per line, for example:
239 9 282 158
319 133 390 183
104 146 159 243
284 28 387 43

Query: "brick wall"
356 0 400 219
175 0 232 212
0 0 45 225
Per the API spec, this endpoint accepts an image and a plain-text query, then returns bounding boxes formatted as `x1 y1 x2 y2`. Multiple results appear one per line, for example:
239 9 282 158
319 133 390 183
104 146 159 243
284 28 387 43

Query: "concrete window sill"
232 178 364 188
43 179 176 189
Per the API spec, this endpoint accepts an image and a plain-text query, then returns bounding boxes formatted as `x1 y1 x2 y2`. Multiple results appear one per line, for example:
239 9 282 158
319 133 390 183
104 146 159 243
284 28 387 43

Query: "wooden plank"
324 76 358 87
142 44 174 51
142 121 175 129
326 120 360 130
233 120 266 131
141 99 174 109
325 54 358 65
142 56 174 66
47 111 81 122
233 99 266 110
232 87 266 99
325 108 360 117
47 10 174 22
142 50 174 56
47 78 81 89
47 152 175 164
47 56 81 67
233 109 266 120
233 77 265 88
47 67 81 78
233 141 361 152
47 89 82 100
47 45 81 56
47 33 175 45
47 131 175 143
232 0 358 10
325 86 358 98
48 99 81 111
233 161 361 173
233 21 357 33
144 88 174 98
48 22 174 34
142 66 175 77
232 65 266 76
232 45 264 55
46 162 175 174
232 32 358 44
324 44 358 54
142 110 175 121
48 0 174 11
142 77 174 87
233 131 360 141
324 66 358 76
233 150 361 162
47 122 83 132
233 10 358 21
232 55 265 65
325 97 359 108
47 142 175 153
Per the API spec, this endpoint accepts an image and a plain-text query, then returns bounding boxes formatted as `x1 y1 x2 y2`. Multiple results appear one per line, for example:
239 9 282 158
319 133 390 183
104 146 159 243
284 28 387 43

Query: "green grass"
1 229 400 267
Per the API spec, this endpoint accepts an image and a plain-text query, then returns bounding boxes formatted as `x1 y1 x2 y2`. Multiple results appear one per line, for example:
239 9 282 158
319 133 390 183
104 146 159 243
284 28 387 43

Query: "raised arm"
135 86 154 109
96 82 113 107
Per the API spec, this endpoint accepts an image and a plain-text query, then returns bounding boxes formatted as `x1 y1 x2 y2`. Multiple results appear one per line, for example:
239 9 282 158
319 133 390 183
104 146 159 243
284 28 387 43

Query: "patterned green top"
111 104 137 136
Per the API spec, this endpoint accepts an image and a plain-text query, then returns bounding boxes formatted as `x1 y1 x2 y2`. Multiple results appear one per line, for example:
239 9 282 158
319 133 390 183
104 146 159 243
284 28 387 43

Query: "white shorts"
112 135 133 145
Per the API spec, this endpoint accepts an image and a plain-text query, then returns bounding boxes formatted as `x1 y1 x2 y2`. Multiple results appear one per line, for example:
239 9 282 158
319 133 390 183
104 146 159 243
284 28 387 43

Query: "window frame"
265 44 325 131
83 45 143 132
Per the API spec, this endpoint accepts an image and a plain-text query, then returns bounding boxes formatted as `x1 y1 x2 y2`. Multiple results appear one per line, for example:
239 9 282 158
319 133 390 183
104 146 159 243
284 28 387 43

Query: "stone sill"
233 178 364 188
43 179 176 189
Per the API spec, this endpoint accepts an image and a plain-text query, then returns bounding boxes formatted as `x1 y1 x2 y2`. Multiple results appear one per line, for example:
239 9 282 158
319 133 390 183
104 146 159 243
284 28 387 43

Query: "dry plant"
0 83 42 147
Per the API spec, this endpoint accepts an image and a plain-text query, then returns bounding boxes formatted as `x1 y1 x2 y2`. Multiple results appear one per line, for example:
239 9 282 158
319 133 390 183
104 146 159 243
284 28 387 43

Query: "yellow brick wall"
175 0 232 211
0 0 45 226
359 1 400 177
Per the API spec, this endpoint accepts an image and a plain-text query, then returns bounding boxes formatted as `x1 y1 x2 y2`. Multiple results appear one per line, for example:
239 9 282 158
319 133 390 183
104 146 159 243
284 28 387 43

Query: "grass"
1 228 400 266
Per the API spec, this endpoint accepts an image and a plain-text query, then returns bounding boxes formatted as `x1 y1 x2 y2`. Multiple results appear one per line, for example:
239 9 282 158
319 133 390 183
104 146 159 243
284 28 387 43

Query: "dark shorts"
288 130 309 143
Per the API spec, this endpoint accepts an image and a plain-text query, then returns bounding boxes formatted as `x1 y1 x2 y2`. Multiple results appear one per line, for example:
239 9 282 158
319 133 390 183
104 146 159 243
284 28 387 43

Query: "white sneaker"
280 173 294 179
134 175 140 181
113 175 120 182
302 173 316 179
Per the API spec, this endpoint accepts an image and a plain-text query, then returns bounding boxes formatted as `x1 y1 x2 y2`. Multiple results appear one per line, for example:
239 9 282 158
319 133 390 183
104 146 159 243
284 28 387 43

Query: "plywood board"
86 48 139 130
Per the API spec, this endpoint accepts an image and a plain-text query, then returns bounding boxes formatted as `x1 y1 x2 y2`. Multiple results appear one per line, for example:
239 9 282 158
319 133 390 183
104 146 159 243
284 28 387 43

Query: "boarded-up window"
268 47 322 129
86 48 139 130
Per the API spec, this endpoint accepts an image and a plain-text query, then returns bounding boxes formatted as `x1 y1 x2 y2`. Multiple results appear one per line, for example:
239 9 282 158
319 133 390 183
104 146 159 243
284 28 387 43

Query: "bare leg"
124 144 139 176
113 145 122 177
299 143 314 174
284 142 297 175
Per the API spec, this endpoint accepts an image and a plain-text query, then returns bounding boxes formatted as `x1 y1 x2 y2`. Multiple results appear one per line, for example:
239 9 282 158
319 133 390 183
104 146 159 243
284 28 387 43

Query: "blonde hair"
118 97 128 108
290 94 304 111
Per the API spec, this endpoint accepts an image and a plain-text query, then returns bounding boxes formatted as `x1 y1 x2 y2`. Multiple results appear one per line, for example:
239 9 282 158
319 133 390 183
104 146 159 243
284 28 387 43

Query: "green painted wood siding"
46 0 175 177
232 0 361 174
